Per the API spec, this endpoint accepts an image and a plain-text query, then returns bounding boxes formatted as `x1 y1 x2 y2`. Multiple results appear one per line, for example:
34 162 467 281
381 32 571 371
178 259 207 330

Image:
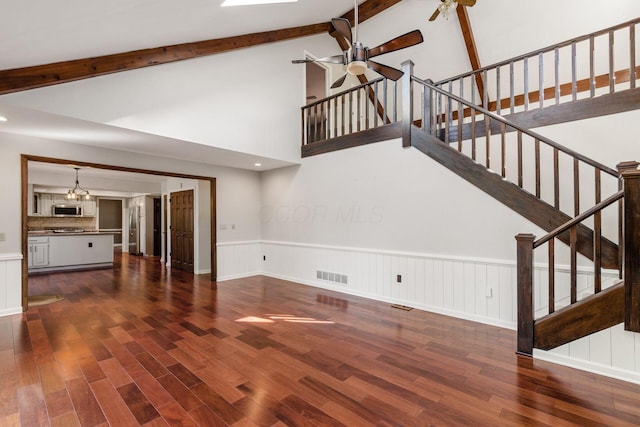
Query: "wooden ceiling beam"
341 0 402 25
456 6 486 105
0 23 331 96
0 0 402 96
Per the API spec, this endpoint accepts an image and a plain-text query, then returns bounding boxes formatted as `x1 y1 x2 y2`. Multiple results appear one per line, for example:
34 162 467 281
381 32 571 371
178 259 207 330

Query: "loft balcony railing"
301 77 399 147
434 18 640 115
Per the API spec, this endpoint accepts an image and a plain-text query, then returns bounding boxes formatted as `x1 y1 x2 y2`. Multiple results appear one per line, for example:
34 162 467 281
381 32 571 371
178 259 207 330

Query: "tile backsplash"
28 216 97 230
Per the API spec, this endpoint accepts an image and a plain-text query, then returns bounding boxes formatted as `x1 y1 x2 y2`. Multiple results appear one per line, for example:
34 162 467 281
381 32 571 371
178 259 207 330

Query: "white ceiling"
0 103 297 171
0 0 356 70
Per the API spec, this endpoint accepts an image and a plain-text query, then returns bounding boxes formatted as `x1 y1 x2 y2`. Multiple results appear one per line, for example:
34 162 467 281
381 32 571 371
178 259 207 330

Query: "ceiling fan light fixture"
221 0 297 6
439 0 458 19
347 60 367 76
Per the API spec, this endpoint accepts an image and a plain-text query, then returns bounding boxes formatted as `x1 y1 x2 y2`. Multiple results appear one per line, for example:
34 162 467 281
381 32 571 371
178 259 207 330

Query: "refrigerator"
129 206 142 255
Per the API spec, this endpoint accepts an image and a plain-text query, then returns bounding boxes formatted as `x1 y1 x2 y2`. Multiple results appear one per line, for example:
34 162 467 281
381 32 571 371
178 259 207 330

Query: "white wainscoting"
216 241 262 282
261 240 640 383
0 253 22 317
262 240 518 329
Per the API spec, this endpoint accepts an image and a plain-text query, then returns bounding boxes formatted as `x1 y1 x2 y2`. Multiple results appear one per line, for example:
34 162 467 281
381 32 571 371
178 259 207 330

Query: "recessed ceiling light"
0 116 7 122
221 0 297 6
254 163 262 167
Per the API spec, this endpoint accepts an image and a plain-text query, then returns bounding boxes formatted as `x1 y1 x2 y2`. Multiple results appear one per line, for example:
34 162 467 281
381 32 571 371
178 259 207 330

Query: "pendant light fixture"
66 167 91 200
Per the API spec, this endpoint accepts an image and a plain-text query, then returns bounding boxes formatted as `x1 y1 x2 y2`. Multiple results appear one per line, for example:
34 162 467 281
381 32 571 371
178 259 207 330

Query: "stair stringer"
410 125 619 269
534 281 624 350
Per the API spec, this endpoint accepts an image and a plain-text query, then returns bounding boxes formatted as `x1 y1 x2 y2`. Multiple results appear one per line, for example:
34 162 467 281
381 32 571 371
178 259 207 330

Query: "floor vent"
391 304 413 311
316 270 348 285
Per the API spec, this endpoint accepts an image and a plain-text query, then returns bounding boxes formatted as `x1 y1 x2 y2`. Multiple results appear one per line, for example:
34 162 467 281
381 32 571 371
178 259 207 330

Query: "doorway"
305 60 328 141
170 189 194 273
21 155 217 310
98 199 123 249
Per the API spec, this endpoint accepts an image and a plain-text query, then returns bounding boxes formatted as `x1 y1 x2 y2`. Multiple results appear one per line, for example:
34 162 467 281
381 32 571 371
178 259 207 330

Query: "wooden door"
153 198 161 256
170 190 194 273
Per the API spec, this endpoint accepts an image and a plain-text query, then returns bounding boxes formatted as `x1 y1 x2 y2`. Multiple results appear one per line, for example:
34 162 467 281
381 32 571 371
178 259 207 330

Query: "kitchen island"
28 231 114 273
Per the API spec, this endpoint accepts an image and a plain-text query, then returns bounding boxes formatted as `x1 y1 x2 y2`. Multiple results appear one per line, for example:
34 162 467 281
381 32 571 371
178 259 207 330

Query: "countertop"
28 230 115 236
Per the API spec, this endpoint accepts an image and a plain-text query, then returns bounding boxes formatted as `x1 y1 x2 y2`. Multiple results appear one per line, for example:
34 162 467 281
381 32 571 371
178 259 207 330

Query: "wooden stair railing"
403 62 620 268
433 18 640 118
517 161 640 354
516 190 623 354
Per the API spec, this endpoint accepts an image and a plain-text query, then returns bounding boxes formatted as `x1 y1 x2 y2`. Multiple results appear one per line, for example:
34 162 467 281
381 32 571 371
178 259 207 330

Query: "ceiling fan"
429 0 476 21
292 0 424 89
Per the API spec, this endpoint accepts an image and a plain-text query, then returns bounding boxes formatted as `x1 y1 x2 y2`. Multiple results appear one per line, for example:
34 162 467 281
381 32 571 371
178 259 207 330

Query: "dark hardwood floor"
3 254 640 426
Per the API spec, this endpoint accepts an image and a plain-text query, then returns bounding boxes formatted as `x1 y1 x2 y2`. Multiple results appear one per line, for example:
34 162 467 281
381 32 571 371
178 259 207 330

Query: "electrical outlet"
397 274 402 283
231 224 236 230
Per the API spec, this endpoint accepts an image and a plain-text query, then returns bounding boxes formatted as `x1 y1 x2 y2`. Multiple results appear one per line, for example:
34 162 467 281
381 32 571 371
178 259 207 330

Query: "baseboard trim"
216 271 262 282
533 349 640 386
0 307 22 317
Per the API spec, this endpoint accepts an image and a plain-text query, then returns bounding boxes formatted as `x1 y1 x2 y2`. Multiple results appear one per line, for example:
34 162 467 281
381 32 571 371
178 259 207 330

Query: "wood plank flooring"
2 253 640 426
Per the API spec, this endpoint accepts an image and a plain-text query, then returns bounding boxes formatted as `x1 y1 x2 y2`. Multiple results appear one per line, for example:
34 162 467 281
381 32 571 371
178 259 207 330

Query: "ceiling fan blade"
331 18 353 45
292 55 345 65
330 73 348 89
458 0 476 6
368 30 424 59
428 7 441 21
366 60 404 81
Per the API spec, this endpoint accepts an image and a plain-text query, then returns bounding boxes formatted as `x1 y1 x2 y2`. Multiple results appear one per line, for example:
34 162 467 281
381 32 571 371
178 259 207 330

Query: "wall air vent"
316 270 347 285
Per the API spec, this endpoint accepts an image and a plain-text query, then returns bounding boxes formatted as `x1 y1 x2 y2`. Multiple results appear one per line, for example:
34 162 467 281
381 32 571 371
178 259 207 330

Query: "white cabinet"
48 234 113 268
82 199 97 217
35 193 53 216
53 194 68 204
28 237 50 269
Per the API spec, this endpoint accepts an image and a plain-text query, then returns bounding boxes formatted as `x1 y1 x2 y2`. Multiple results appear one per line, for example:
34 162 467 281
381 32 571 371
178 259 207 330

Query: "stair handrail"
304 76 385 109
411 75 619 177
434 17 640 87
534 190 624 248
516 188 626 355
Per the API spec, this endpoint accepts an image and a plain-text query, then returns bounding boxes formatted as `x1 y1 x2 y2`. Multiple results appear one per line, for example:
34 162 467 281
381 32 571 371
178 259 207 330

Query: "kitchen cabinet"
47 234 113 270
82 199 97 217
35 193 53 216
27 233 113 273
53 194 69 204
28 237 50 268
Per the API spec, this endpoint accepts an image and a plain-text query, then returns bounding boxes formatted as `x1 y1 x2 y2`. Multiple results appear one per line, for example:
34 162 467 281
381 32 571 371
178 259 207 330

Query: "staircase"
300 17 640 356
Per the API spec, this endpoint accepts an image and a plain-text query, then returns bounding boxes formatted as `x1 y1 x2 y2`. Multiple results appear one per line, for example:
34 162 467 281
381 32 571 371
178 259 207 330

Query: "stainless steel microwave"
52 204 82 217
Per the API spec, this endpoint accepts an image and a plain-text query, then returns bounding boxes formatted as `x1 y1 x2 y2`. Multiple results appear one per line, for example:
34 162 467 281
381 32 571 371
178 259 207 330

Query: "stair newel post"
516 233 536 356
401 60 414 148
618 161 640 332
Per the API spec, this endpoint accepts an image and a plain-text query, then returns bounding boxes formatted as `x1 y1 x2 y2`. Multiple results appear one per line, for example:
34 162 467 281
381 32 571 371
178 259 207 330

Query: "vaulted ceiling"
0 0 404 94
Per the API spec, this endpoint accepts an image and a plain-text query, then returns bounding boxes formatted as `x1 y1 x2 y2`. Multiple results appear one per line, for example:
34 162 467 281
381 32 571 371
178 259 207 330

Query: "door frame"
21 154 217 310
